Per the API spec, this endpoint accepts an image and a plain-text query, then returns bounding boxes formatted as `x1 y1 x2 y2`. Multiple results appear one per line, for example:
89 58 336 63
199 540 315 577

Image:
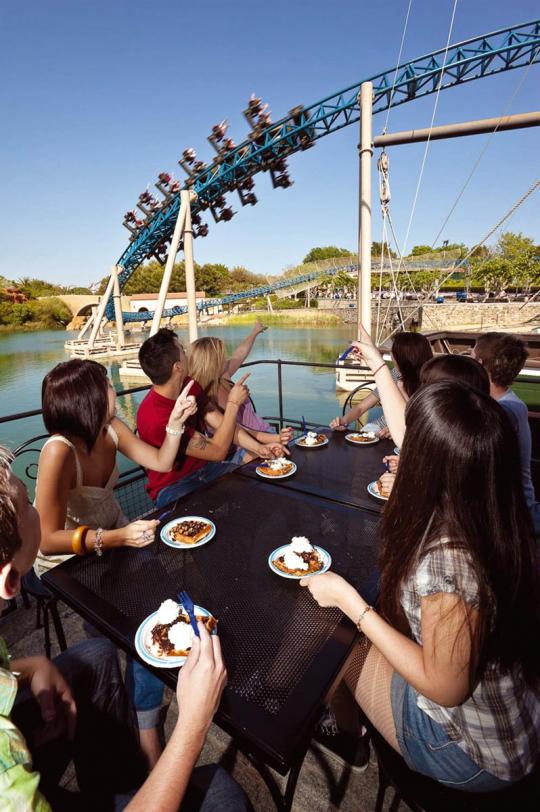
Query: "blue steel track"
106 20 540 324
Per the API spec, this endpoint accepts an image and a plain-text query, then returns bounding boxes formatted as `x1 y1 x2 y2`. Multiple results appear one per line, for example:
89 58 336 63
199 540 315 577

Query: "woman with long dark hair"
304 382 540 790
330 332 432 434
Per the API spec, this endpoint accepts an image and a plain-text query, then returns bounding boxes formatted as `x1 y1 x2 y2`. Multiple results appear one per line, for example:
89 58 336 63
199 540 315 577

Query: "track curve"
106 19 540 323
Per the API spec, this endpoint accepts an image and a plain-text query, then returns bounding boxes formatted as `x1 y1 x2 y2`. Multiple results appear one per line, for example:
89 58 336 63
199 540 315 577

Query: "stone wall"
321 301 540 332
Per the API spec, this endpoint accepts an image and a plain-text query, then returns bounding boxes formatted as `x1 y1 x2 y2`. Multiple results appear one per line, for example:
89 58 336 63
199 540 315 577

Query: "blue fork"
301 415 307 436
178 590 200 637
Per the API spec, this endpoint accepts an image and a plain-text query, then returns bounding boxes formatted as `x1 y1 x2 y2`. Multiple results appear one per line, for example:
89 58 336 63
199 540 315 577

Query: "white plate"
160 516 216 549
367 480 389 501
345 433 379 446
295 435 329 448
256 461 297 480
134 605 214 668
268 545 332 579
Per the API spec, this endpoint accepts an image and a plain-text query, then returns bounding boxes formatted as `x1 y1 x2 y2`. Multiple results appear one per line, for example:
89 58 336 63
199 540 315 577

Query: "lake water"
0 324 357 458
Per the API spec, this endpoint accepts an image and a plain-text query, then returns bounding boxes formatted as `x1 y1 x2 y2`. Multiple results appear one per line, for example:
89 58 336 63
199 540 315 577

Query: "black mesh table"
43 474 381 810
237 428 395 511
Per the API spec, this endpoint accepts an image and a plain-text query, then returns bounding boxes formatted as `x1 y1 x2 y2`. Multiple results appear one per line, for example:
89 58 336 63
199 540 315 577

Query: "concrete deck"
0 595 404 812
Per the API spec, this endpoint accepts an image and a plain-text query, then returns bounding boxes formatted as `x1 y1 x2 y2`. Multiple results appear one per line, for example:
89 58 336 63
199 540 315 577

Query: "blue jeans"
391 672 513 792
155 459 238 508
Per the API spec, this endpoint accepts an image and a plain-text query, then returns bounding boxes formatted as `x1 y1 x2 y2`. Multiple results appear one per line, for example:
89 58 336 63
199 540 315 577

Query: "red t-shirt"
137 377 208 500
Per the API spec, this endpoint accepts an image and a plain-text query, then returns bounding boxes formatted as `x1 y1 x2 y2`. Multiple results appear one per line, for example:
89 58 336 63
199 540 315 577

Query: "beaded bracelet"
356 604 373 631
71 525 89 556
94 528 104 557
165 423 185 437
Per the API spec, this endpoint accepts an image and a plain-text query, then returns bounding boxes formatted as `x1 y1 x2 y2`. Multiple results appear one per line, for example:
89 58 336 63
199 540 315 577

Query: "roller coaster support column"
86 272 116 353
357 81 373 336
150 190 189 336
112 265 125 350
183 190 198 342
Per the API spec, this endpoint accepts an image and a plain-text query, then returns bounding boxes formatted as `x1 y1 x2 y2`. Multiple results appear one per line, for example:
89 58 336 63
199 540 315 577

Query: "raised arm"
224 321 267 377
184 375 250 461
114 380 197 472
125 624 227 812
351 326 407 446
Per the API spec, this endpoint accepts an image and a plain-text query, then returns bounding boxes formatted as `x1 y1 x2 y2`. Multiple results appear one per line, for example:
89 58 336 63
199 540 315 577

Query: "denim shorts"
390 672 513 792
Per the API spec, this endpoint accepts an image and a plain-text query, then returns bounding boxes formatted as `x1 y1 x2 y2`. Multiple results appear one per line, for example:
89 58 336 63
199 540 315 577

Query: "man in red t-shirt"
137 329 255 507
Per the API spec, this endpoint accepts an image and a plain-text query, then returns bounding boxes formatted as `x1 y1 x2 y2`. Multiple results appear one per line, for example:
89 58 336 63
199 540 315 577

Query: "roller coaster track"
106 19 540 324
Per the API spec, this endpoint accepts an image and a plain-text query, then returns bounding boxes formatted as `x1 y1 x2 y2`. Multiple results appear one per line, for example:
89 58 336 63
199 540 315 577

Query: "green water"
0 325 357 454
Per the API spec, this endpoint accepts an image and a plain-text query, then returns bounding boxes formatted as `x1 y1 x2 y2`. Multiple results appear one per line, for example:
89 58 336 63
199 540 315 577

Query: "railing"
3 358 373 520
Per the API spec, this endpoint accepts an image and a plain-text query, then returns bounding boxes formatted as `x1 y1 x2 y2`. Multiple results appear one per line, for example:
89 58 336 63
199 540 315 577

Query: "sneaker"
311 725 370 773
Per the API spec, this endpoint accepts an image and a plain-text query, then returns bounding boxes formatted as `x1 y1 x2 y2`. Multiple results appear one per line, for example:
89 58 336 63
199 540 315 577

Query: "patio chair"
368 723 540 812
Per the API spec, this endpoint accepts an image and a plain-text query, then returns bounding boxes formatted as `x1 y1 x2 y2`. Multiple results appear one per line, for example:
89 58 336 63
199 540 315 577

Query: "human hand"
377 426 392 440
176 622 227 738
351 325 384 373
383 454 399 473
252 321 267 336
258 441 290 459
123 519 159 548
168 380 197 428
227 373 251 407
20 656 77 744
279 426 293 445
330 416 347 431
378 471 395 497
299 571 351 610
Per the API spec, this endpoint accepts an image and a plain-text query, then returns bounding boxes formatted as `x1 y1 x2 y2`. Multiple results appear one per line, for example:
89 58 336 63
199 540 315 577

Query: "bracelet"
71 525 89 556
356 604 373 630
94 528 104 557
372 362 387 376
165 423 185 437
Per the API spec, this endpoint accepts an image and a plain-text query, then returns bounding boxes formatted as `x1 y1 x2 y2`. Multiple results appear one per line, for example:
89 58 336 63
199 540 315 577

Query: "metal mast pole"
112 265 125 349
357 81 373 336
183 190 198 342
150 193 189 336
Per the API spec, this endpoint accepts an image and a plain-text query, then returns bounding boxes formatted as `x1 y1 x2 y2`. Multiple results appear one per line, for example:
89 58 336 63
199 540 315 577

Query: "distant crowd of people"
0 322 539 808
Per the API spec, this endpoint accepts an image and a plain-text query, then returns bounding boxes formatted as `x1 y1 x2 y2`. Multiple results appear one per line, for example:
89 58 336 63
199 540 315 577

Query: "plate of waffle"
367 479 390 501
256 457 297 479
345 431 379 446
268 536 331 579
135 599 218 668
160 516 216 549
295 431 329 448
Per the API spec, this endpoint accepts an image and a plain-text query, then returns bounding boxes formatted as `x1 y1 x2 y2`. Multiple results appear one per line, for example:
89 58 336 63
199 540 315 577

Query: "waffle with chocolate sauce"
296 433 326 446
170 519 212 545
273 548 324 576
150 610 218 657
376 478 390 498
348 433 376 443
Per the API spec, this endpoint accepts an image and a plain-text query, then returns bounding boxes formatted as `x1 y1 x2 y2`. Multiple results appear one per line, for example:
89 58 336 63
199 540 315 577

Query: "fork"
178 590 200 637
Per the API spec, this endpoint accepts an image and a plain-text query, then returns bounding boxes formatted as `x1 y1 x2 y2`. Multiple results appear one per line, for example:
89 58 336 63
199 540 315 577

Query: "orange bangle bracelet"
71 525 89 556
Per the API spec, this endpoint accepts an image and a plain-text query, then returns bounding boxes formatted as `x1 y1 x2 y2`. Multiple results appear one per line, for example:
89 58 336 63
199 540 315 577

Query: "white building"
129 291 207 313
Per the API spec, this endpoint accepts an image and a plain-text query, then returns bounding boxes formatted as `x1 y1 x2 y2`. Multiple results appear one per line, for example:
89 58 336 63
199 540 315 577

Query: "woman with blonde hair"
189 327 292 462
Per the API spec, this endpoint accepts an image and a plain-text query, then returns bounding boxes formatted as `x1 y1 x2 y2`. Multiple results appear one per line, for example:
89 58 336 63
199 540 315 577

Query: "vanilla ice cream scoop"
168 620 194 651
283 549 308 570
156 599 181 625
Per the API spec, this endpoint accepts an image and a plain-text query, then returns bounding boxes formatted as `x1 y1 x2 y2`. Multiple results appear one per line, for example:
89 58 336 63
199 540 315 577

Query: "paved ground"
1 595 404 812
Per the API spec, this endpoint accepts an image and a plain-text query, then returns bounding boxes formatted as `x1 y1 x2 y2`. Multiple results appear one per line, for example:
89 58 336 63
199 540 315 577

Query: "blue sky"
1 0 539 286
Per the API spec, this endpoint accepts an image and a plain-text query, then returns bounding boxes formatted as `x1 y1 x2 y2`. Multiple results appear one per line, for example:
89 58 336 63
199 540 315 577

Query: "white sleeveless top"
35 425 128 576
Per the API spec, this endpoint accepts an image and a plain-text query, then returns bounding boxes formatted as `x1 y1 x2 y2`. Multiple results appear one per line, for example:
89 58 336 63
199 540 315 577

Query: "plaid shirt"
400 539 540 781
0 637 50 811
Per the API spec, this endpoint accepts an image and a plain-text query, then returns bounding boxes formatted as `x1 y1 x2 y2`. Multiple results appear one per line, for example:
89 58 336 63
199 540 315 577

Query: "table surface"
43 454 384 774
237 428 394 512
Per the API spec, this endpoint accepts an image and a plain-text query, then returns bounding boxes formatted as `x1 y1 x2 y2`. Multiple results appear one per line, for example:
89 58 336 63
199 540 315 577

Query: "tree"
195 263 229 297
302 246 354 264
410 245 433 256
471 257 514 297
228 266 267 291
497 232 539 291
372 241 397 258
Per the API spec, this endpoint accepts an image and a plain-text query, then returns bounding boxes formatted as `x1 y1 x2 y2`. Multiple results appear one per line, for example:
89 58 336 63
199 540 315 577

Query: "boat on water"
335 330 540 392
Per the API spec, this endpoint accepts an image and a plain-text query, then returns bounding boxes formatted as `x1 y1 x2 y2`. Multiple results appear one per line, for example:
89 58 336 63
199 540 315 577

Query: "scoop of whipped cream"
267 456 288 470
283 549 308 570
290 536 313 554
359 431 376 439
155 599 181 625
168 620 194 651
304 431 319 446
